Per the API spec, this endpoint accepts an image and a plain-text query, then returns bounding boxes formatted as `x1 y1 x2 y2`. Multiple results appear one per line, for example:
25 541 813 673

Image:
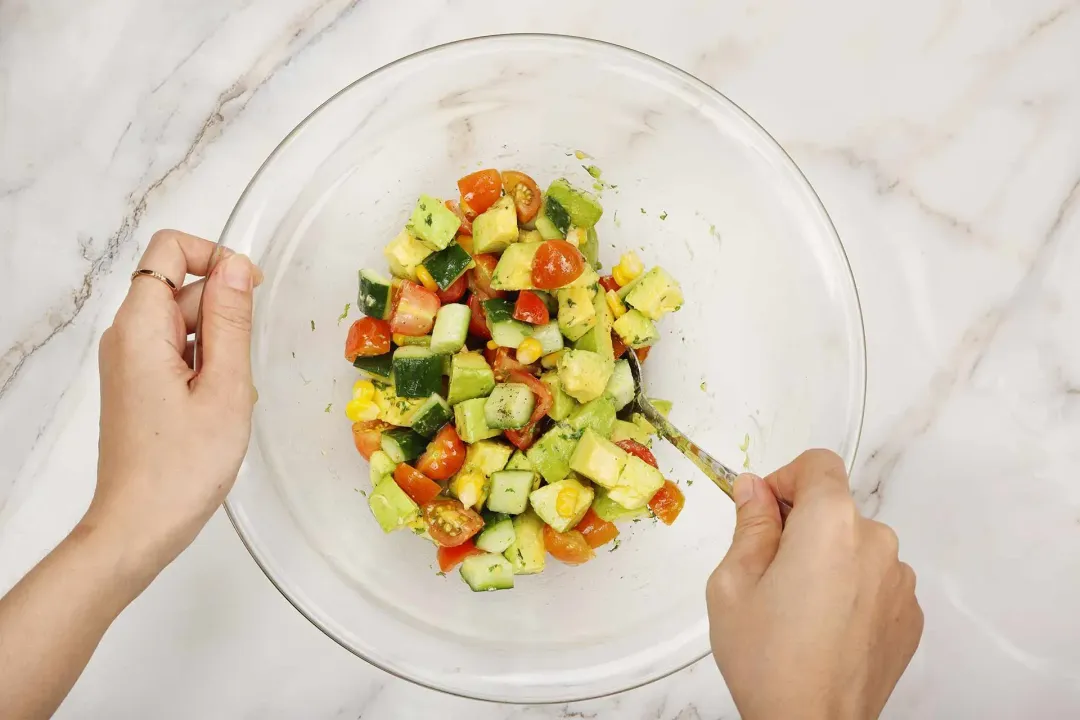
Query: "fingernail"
221 254 253 291
252 264 265 287
733 473 758 508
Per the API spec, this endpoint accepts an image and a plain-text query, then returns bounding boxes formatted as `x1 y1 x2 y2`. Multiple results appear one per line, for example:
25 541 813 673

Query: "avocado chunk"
546 178 604 229
557 286 597 342
572 288 614 361
453 397 502 443
406 194 461 252
649 399 673 417
525 423 580 484
557 349 614 403
463 439 514 477
592 487 653 522
472 196 518 254
529 477 595 532
624 266 684 320
613 309 659 349
540 371 580 421
373 385 427 427
447 352 495 405
504 509 546 574
368 476 420 532
490 241 541 291
518 228 543 244
603 359 635 411
608 455 666 510
384 228 433 282
368 450 398 486
567 396 617 437
610 419 653 447
569 427 628 487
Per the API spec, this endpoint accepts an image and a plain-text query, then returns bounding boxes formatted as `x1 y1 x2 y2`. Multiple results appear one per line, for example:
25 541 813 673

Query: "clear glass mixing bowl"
219 34 865 703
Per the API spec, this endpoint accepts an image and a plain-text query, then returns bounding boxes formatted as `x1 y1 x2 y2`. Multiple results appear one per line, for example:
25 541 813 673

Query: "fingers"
191 253 255 404
179 266 261 334
763 449 850 507
710 473 783 598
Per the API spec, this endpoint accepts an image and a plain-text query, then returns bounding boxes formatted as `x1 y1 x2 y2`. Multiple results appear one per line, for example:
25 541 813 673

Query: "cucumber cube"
483 383 536 430
486 470 536 515
430 304 471 355
459 552 514 592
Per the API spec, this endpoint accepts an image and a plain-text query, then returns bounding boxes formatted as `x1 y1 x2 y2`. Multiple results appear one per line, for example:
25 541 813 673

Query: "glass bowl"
219 34 865 703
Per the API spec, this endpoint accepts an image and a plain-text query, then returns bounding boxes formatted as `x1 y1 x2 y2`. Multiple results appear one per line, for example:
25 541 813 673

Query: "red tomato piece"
532 240 585 289
504 424 542 451
635 346 651 363
598 275 621 293
416 425 466 481
501 170 542 224
490 347 535 382
513 290 550 325
423 499 484 547
436 539 485 573
611 331 629 360
648 480 685 526
503 369 552 450
390 281 440 336
436 273 467 303
614 439 658 468
344 317 391 361
351 420 390 460
457 169 502 216
574 508 620 549
393 464 442 506
468 254 504 299
444 199 472 236
467 293 491 340
542 525 595 565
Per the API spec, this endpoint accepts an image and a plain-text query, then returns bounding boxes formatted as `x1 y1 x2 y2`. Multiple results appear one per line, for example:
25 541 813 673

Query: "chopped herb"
700 381 708 392
324 403 332 413
424 213 433 226
489 564 500 572
609 538 621 552
687 479 694 486
739 433 750 452
659 211 668 220
436 571 446 577
310 320 316 331
291 351 296 359
359 489 367 497
584 164 602 179
640 208 646 214
743 455 751 470
338 303 350 324
413 527 425 536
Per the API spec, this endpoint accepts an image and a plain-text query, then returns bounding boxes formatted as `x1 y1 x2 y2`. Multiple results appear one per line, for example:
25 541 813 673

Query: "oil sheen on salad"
342 168 686 592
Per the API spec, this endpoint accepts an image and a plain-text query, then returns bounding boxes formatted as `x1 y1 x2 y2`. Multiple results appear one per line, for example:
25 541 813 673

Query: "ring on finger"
131 268 179 295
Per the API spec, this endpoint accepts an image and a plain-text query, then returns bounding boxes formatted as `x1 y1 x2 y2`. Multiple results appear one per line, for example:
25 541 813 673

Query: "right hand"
707 450 923 720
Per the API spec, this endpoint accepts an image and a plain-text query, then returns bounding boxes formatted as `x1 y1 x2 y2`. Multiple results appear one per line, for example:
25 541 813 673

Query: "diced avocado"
573 288 614 361
624 266 684 320
569 427 627 488
406 194 461 252
608 455 666 510
486 470 536 515
453 397 502 443
557 349 614 403
529 477 595 533
540 371 580 421
649 399 673 417
557 286 597 342
565 263 600 289
505 450 534 472
374 385 427 426
610 419 653 447
368 476 420 532
567 396 616 437
447 352 495 405
592 487 653 522
459 552 514 591
581 226 601 270
368 450 398 485
613 309 659 349
529 322 565 355
615 272 644 300
525 424 580 484
450 467 487 510
518 228 543 244
472 196 518 254
490 241 541 291
463 439 514 477
631 412 659 436
603 359 635 411
546 178 604 229
504 510 546 575
384 228 433 281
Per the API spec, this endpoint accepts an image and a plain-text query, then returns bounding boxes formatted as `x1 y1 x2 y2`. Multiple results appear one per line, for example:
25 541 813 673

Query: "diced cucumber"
534 209 563 240
430 303 471 355
421 242 473 289
582 227 601 270
409 394 452 438
453 397 502 443
448 352 495 405
476 513 516 553
529 322 565 355
486 470 536 515
483 298 533 348
368 450 398 485
504 510 546 575
546 178 603 229
505 450 534 472
352 352 393 382
483 383 536 430
392 346 443 398
393 334 430 347
536 194 570 238
459 552 514 592
603 359 635 411
357 269 392 319
380 427 428 463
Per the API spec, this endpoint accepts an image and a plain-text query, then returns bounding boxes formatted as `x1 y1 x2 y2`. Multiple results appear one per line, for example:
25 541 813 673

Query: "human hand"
85 230 261 581
707 450 923 720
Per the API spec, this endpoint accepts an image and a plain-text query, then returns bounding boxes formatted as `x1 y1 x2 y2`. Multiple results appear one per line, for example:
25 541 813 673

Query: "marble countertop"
2 0 1080 717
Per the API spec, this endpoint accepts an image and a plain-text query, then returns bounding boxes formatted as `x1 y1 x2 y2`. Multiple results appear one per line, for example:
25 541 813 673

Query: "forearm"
0 520 156 720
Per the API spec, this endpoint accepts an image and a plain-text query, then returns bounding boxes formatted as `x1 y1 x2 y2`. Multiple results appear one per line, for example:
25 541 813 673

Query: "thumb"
719 473 783 590
195 253 254 400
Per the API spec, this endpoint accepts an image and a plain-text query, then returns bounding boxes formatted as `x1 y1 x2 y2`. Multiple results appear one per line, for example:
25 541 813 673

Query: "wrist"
69 512 169 599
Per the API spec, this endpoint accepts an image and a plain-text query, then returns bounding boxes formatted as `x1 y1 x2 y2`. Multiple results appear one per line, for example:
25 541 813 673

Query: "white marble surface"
2 0 1080 717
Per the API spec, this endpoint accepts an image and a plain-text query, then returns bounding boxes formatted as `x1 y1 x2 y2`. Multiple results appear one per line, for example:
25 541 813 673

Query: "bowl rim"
218 32 867 704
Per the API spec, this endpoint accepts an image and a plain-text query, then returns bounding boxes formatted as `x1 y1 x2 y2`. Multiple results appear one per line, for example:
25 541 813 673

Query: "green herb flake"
609 538 621 552
659 211 668 221
338 303 351 324
687 479 694 486
640 208 646 214
738 433 750 452
425 213 433 226
436 571 446 577
310 320 316 331
584 164 603 179
292 351 296 359
324 403 332 413
700 381 708 392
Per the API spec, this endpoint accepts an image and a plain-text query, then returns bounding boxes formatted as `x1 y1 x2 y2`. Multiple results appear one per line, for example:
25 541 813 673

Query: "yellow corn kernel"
605 289 627 319
556 485 580 518
345 398 379 422
516 337 543 365
415 265 438 292
612 251 643 286
352 380 376 402
540 350 564 369
486 340 499 350
565 227 587 247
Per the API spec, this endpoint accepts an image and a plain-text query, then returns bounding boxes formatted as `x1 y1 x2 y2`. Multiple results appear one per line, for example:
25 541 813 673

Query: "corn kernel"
605 289 627 319
516 337 543 365
612 251 643 286
415 265 438 292
556 485 580 518
486 340 499 350
345 398 379 422
352 380 375 402
565 227 587 247
540 350 564 369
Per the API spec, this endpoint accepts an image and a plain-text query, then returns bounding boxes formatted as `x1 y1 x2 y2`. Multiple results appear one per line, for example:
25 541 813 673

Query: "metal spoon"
625 351 793 522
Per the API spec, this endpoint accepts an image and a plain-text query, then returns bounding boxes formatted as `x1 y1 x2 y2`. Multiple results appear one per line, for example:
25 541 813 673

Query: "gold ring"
131 268 179 295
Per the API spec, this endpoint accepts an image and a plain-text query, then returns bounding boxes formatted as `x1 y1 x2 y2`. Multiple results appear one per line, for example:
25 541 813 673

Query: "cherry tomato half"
634 346 651 363
344 317 391 361
648 480 685 526
423 499 484 548
436 273 468 303
351 420 390 460
416 424 466 481
390 281 440 336
458 169 502 216
468 254 504 299
611 331 629 360
467 293 491 340
501 170 542 224
542 525 595 565
503 369 552 450
513 290 550 325
574 508 620 549
532 240 585 289
490 347 535 382
436 539 485 573
614 439 658 468
393 464 442 506
598 275 621 293
444 199 472 236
